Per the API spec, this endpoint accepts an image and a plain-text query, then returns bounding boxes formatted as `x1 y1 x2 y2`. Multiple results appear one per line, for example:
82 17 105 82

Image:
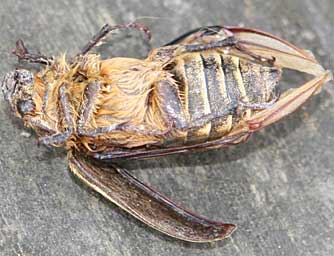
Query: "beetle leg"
79 22 151 56
163 25 240 46
12 40 54 65
77 80 102 132
68 150 236 242
155 80 190 129
92 132 248 160
229 71 332 134
76 82 124 135
233 43 276 66
38 83 75 146
164 25 225 46
27 118 58 134
26 117 64 149
183 36 275 65
38 131 72 146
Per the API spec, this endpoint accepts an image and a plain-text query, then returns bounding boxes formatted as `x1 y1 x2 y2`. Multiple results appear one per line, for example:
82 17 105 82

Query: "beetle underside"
2 23 332 242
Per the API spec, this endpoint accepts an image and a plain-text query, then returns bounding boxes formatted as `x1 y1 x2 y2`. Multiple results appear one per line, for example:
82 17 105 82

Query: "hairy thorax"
29 54 173 151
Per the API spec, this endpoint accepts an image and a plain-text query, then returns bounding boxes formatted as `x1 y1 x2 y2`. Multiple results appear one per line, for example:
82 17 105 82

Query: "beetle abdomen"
169 51 281 143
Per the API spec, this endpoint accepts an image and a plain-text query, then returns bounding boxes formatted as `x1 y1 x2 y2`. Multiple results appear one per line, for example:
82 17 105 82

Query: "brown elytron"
1 22 332 242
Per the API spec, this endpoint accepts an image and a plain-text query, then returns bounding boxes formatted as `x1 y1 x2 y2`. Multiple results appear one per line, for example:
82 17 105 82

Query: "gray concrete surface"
0 0 333 255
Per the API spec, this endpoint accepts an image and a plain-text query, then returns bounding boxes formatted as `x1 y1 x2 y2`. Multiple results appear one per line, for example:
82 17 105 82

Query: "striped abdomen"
164 51 281 144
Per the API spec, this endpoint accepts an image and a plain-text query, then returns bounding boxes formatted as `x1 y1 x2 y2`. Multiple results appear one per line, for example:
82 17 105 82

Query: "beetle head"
1 69 35 117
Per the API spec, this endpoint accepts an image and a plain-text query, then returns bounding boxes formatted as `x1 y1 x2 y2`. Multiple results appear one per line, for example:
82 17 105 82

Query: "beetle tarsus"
38 131 72 147
13 39 53 65
79 21 151 56
235 42 276 65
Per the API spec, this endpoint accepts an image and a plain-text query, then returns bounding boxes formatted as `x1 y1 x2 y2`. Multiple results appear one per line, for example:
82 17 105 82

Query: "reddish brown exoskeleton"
1 22 332 242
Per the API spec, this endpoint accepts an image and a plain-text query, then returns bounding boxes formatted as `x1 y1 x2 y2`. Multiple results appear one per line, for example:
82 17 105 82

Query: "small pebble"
20 131 31 138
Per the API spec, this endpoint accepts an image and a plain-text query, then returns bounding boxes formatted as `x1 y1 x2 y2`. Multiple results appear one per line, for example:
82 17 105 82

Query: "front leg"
13 40 54 65
24 117 69 148
76 80 117 137
78 21 151 56
38 131 72 146
38 83 75 147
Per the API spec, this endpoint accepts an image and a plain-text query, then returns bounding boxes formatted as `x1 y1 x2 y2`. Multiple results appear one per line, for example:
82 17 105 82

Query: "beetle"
1 21 332 242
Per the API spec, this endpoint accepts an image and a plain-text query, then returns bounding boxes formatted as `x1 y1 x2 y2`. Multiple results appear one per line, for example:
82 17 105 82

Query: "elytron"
2 21 331 242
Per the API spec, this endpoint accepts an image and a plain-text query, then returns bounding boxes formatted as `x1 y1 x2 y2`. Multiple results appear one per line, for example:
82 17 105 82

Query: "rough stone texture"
0 0 333 255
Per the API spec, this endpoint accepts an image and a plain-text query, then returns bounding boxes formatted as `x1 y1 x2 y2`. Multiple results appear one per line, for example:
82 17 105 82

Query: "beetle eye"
17 99 35 117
